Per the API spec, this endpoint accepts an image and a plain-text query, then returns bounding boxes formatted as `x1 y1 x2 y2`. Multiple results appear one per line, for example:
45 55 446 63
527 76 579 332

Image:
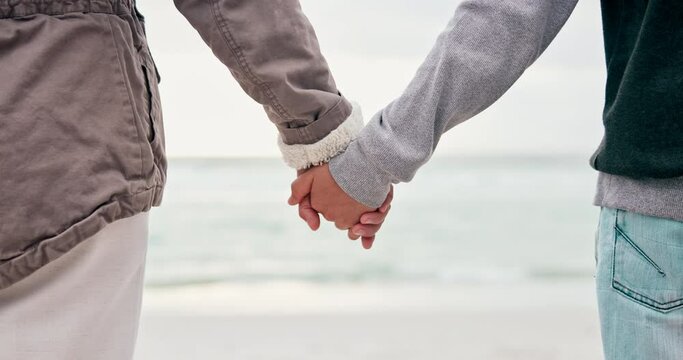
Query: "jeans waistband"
0 0 133 19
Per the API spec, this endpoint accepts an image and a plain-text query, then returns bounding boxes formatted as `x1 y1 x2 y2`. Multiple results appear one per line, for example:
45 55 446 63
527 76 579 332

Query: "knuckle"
337 220 353 230
365 215 379 223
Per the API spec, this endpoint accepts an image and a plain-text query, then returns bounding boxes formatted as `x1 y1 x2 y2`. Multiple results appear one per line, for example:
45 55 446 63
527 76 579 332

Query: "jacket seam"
106 16 145 180
208 0 293 121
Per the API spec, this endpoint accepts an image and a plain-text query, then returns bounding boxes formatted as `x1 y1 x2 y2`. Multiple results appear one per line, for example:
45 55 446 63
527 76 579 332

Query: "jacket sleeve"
328 0 579 208
173 0 363 169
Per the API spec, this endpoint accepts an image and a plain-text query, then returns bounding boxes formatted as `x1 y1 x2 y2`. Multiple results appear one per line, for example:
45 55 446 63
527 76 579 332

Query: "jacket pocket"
137 47 167 190
140 61 157 144
611 218 683 313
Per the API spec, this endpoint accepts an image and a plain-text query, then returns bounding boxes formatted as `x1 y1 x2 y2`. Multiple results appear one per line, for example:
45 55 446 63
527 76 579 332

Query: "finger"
361 236 375 250
288 172 314 205
298 196 320 231
379 186 394 213
360 208 390 225
351 224 382 237
348 229 360 241
334 220 352 231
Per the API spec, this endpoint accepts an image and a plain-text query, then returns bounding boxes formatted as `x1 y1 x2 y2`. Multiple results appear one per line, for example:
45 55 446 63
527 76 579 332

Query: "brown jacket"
0 0 362 289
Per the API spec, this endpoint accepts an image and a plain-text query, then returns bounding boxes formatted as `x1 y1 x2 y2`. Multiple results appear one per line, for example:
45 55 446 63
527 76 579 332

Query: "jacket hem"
0 185 163 290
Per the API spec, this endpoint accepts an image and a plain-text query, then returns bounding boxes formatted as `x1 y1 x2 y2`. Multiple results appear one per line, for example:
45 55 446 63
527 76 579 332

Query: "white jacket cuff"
278 102 364 170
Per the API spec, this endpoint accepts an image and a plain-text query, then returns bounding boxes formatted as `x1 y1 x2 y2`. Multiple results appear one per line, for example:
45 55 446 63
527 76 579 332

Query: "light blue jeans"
596 207 683 360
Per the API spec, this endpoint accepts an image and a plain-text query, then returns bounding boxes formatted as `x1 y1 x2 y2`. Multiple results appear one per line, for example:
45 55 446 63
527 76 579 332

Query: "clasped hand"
288 164 393 249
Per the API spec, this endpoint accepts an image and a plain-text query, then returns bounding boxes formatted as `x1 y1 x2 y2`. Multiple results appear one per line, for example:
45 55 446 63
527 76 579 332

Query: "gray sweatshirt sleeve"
328 0 579 208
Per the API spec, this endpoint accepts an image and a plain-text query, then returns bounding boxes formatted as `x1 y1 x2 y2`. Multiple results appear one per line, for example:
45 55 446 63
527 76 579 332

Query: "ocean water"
145 156 600 287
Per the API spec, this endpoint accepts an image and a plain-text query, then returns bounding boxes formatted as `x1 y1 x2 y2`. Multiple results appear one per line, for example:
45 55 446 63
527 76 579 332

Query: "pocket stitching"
611 223 683 313
612 280 683 312
614 225 666 276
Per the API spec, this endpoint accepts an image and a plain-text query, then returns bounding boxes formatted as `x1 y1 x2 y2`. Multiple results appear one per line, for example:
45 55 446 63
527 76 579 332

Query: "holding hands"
288 164 393 250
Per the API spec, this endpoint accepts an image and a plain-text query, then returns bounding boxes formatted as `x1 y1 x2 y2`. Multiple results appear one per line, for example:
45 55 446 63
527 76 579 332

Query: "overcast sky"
139 1 606 158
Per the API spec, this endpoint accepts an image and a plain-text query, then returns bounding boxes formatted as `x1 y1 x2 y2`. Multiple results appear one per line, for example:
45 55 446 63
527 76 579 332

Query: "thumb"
298 195 321 231
288 170 315 205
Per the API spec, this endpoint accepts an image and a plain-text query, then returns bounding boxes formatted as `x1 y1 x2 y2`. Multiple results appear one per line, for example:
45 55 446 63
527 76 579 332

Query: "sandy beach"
136 280 603 359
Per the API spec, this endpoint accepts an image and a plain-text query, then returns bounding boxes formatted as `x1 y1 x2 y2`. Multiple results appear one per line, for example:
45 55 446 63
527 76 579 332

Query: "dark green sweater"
591 0 683 178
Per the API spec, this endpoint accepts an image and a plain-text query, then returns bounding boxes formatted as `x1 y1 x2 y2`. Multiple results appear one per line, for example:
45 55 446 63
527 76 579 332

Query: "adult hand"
347 186 393 249
289 164 372 230
295 183 393 249
290 165 394 249
294 169 321 231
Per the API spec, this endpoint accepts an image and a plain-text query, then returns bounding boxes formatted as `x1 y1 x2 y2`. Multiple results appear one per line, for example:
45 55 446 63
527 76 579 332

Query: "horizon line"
166 153 591 160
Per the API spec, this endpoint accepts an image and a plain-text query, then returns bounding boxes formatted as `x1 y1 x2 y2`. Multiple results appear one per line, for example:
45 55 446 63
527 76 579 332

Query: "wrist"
328 139 392 209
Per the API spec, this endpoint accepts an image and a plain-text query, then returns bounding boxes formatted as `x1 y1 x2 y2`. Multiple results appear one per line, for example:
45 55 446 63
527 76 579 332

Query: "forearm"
330 0 578 208
174 0 362 168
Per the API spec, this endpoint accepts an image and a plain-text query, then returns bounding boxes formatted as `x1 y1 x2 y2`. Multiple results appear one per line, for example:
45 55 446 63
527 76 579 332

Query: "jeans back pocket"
612 213 683 313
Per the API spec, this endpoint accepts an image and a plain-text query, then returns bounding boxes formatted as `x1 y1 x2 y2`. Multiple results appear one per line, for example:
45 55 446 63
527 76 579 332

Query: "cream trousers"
0 211 149 360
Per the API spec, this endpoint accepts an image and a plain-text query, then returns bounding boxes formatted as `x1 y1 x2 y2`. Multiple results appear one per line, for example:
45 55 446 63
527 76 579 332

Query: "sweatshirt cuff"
278 102 364 170
328 138 392 209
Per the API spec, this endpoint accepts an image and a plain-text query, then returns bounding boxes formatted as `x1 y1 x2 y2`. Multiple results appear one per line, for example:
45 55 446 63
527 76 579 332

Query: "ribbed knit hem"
594 172 683 222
